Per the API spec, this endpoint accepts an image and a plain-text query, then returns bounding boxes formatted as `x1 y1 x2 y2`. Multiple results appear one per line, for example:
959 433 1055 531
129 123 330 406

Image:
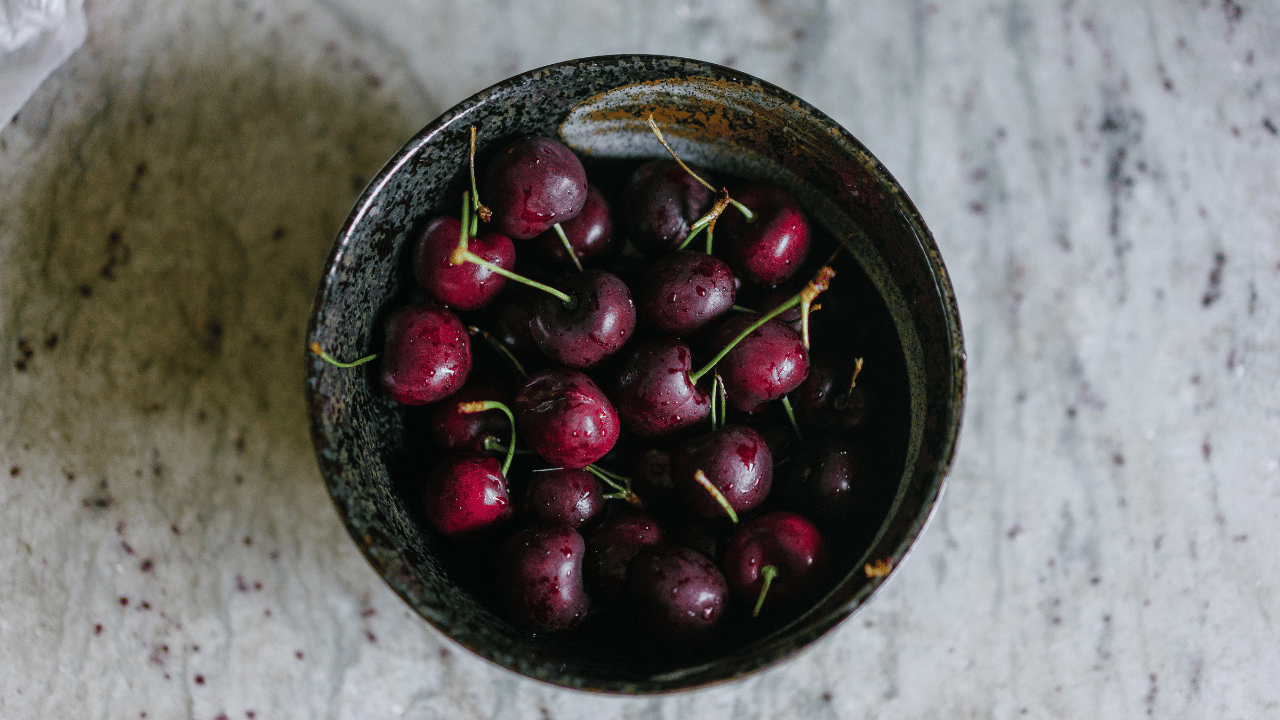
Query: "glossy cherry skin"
484 136 588 239
706 314 809 413
717 182 811 286
670 425 773 522
621 159 719 255
420 455 512 535
534 184 616 267
529 269 636 369
513 368 620 469
379 302 471 405
614 338 711 438
585 508 665 601
412 216 514 310
781 435 867 526
500 523 590 632
636 250 736 337
425 374 511 454
520 468 605 530
625 545 727 640
723 511 830 612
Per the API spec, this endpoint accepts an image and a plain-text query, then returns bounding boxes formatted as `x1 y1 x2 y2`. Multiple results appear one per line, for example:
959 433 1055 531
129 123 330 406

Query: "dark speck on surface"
1264 118 1278 136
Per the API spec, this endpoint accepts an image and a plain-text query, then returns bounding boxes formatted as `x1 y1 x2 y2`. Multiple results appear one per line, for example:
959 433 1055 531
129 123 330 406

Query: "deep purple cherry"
781 435 869 527
717 182 811 286
792 353 870 430
500 523 590 631
625 545 727 640
425 374 511 454
670 425 773 522
513 368 620 469
420 455 511 535
705 314 809 413
621 159 719 256
520 468 605 530
614 338 711 438
585 508 664 601
412 216 514 310
484 136 588 240
529 269 636 369
379 302 471 405
636 250 736 337
723 511 829 616
534 184 616 268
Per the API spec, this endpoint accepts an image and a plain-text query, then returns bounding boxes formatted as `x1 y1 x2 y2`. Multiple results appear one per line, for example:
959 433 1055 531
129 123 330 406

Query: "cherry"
521 468 605 530
723 511 829 616
705 314 808 413
484 136 588 240
512 368 620 469
792 353 869 430
499 522 590 631
425 374 511 454
635 250 736 337
420 455 512 535
621 159 719 256
379 302 471 405
614 338 711 438
529 269 636 368
412 215 514 310
534 184 616 269
625 545 727 640
585 507 664 601
481 287 544 367
780 435 868 527
717 182 811 286
670 425 772 522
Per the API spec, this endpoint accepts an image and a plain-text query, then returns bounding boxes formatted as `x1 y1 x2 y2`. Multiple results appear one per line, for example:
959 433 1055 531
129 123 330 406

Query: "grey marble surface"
2 0 1278 717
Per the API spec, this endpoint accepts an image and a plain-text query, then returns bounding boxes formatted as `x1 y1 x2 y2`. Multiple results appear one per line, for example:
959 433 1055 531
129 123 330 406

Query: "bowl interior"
306 55 964 693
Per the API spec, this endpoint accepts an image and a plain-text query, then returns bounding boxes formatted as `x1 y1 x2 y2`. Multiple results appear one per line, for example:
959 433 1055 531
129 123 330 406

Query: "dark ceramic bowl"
306 55 964 693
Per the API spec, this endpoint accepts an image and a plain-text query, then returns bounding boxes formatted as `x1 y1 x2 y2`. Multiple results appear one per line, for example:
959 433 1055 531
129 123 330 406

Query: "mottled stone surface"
2 0 1278 718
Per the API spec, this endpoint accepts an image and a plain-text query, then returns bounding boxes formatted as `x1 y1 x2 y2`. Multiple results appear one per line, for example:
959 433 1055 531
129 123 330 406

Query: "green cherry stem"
469 127 491 226
752 565 778 618
834 357 865 410
458 400 516 476
552 223 584 272
309 342 376 368
694 469 738 524
467 325 528 378
449 205 577 309
781 395 803 440
687 266 836 384
584 465 642 507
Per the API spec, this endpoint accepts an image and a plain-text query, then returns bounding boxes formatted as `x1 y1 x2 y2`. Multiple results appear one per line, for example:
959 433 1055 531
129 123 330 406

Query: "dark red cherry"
379 302 471 405
621 159 718 255
534 184 616 267
512 368 620 469
529 269 636 368
670 425 773 522
425 374 511 454
499 523 590 631
781 435 869 526
717 182 811 286
482 287 544 368
484 136 588 240
636 250 736 337
723 511 829 614
706 314 809 413
625 545 727 640
792 354 870 431
412 216 514 310
420 455 511 535
521 468 605 530
614 338 711 438
585 508 664 601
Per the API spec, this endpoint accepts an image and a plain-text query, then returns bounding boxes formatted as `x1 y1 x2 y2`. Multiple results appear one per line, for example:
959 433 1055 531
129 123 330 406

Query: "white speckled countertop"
2 1 1278 717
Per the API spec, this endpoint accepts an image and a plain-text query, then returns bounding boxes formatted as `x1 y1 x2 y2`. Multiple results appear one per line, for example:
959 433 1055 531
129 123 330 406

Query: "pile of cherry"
330 125 879 648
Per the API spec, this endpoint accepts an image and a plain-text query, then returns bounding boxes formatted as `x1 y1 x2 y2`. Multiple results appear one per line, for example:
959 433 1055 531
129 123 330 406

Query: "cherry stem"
458 400 516 476
693 469 738 524
731 304 759 314
708 373 719 431
676 191 731 254
454 191 472 263
752 565 778 618
781 395 803 440
584 465 643 507
309 342 376 368
481 437 533 456
467 325 528 378
688 266 836 384
449 207 577 308
469 127 491 224
835 357 865 410
552 223 584 272
646 113 755 232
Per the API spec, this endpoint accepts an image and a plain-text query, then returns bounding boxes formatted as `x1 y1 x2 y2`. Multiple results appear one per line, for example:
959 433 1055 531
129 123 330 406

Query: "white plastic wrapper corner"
1 0 87 122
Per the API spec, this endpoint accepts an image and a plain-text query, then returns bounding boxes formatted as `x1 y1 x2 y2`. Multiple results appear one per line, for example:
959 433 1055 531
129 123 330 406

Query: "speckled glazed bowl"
306 55 964 693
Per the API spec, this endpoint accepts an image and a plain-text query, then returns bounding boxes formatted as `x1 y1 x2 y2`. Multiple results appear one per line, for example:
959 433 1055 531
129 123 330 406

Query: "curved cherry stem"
450 191 577 309
459 400 516 476
583 465 643 507
646 113 755 233
693 469 738 524
752 565 778 618
834 357 865 410
467 325 528 378
552 223 584 272
688 266 836 384
781 395 803 440
309 342 376 368
469 126 491 228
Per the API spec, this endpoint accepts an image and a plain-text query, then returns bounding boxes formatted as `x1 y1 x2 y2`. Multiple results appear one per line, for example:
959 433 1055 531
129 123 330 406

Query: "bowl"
306 55 965 693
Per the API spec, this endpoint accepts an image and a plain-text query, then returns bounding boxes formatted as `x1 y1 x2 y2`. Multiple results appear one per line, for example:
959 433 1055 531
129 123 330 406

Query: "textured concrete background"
2 0 1278 718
